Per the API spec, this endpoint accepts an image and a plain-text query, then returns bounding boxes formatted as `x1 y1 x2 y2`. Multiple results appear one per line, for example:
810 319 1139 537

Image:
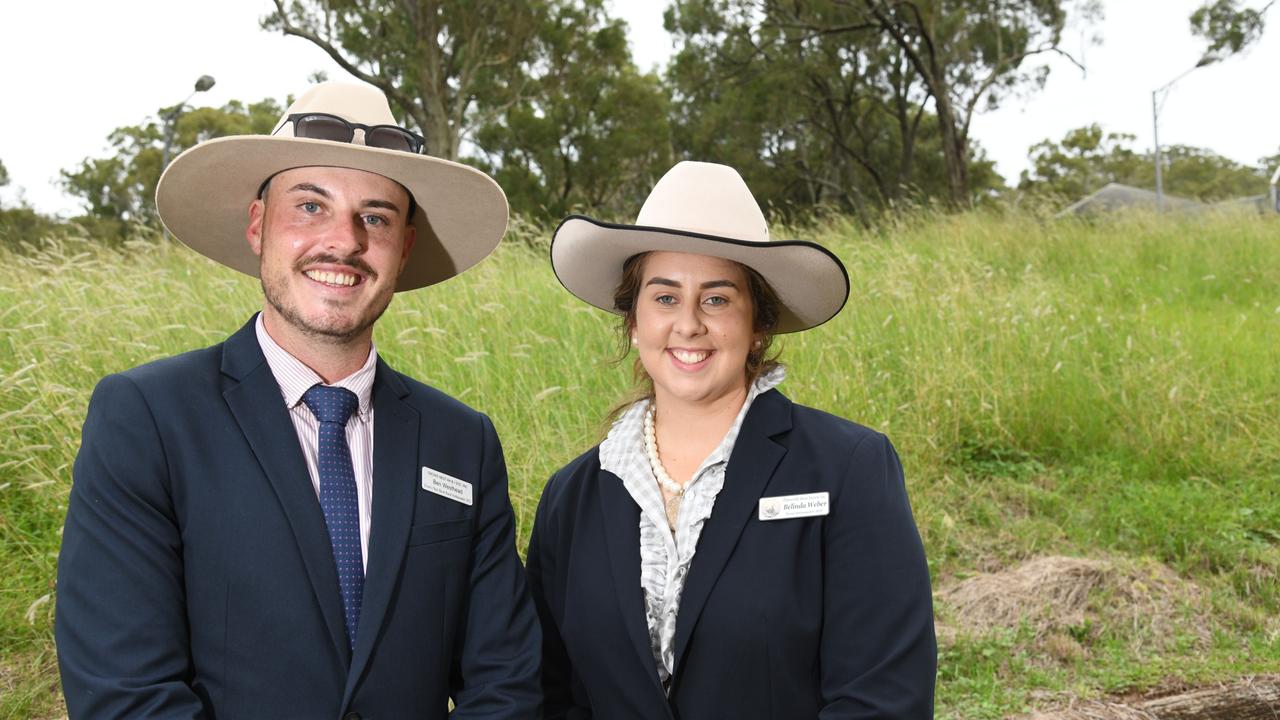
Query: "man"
55 82 540 719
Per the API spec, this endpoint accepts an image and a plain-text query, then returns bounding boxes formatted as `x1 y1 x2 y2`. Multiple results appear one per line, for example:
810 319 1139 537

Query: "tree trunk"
862 0 971 207
889 55 922 201
417 92 456 160
930 86 970 207
414 0 457 160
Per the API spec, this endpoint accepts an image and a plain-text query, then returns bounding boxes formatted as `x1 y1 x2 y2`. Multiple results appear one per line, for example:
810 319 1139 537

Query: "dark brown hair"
604 251 783 421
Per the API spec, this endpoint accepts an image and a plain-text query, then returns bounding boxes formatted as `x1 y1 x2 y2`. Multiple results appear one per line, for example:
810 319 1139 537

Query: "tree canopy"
1019 124 1271 203
1190 0 1274 62
472 2 674 220
664 0 1092 214
266 0 675 220
265 0 542 161
0 158 68 247
60 99 283 240
58 0 1274 230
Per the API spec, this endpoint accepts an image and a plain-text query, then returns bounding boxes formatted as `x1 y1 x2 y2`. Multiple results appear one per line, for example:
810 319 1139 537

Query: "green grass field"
1 211 1277 718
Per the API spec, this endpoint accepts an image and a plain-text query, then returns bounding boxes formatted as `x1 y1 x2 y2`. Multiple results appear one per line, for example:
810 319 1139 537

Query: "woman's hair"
603 251 782 424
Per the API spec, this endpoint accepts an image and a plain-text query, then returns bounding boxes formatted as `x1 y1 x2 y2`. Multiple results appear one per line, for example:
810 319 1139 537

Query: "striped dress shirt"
255 315 376 571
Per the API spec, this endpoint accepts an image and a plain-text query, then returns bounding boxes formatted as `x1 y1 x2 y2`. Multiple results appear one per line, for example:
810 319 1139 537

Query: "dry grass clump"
1023 703 1158 720
937 555 1209 653
1019 675 1280 720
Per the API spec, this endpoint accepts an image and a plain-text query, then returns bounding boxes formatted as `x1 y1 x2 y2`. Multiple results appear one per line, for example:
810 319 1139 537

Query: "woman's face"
633 251 756 409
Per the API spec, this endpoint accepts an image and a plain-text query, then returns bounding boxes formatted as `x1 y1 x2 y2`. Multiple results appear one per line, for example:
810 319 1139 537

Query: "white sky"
2 0 1276 216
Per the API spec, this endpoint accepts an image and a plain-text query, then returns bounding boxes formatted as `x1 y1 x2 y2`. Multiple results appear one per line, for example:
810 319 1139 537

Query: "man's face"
246 166 416 345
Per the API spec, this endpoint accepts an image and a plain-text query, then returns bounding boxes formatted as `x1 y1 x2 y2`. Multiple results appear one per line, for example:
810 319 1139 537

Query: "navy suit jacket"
527 389 935 719
56 316 540 719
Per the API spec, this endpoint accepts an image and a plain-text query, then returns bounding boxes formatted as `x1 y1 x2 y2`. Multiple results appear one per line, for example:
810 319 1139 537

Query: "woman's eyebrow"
643 278 739 289
701 280 738 290
645 277 680 287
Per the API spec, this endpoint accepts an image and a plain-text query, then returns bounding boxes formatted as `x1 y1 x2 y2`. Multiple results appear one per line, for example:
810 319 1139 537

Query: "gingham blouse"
598 366 786 687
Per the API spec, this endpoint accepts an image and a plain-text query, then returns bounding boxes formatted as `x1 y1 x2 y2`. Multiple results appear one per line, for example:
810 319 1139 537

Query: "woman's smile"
668 347 713 367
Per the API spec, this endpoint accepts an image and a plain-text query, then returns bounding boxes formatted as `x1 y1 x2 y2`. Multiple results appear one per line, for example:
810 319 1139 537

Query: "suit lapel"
220 317 349 664
344 361 419 699
671 390 792 679
598 468 669 700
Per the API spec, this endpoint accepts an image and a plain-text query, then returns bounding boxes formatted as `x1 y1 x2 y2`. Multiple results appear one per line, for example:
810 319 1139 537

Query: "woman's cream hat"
550 161 849 332
156 81 508 291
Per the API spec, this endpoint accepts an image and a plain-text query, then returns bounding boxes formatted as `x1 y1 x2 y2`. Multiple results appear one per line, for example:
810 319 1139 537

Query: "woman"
528 162 935 719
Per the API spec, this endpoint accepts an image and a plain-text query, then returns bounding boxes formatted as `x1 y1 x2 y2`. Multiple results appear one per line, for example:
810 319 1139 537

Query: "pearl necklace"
643 401 684 530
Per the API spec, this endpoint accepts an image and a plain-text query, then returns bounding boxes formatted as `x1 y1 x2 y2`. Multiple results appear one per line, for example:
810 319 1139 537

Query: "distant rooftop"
1056 183 1203 217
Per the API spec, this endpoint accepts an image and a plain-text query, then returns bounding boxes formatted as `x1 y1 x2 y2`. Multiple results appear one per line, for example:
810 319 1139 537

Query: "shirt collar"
600 365 786 480
692 365 785 472
254 313 377 419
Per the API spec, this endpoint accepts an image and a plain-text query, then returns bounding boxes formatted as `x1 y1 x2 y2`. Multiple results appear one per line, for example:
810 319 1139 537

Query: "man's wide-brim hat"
156 81 508 291
550 161 849 333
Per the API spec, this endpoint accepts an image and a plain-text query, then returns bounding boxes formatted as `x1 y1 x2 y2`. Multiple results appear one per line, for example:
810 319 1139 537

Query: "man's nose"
322 215 368 254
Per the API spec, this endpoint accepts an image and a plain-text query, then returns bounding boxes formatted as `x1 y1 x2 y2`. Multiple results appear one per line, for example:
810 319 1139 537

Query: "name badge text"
421 467 473 506
758 492 829 521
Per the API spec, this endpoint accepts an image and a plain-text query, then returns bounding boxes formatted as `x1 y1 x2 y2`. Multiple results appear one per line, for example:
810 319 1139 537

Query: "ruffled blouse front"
598 367 785 688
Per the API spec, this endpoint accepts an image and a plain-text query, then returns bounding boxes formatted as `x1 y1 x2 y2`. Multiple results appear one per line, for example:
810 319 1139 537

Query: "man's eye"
300 201 320 213
364 214 386 227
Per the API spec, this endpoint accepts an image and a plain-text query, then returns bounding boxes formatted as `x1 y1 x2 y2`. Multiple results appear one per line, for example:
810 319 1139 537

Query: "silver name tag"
758 492 829 521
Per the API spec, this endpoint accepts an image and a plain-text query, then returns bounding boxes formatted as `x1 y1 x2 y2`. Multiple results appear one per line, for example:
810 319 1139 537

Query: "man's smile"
304 268 362 287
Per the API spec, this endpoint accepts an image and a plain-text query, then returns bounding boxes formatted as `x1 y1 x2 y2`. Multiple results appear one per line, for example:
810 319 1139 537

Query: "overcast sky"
2 0 1276 215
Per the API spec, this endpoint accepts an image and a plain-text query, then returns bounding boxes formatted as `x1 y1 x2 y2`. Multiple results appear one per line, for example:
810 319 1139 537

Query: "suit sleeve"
449 413 542 718
819 433 936 719
526 475 592 720
55 374 206 719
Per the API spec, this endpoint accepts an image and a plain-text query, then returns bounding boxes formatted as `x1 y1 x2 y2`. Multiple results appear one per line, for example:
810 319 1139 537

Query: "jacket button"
342 713 362 720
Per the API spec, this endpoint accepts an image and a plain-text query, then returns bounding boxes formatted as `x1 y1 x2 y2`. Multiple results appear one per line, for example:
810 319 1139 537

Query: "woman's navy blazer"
527 388 936 719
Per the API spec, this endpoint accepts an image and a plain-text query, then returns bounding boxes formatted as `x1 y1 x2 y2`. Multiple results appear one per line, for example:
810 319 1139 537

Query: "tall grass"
1 211 1277 718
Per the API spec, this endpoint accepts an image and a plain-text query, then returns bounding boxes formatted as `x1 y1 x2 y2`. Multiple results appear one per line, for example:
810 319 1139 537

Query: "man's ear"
246 198 265 256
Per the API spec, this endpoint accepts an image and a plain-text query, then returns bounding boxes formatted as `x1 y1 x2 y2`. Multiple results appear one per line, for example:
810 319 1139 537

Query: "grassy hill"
1 211 1277 718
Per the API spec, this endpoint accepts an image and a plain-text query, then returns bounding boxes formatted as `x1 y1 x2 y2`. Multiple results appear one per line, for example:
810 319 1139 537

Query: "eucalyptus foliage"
1020 124 1275 203
58 99 283 240
1191 0 1274 63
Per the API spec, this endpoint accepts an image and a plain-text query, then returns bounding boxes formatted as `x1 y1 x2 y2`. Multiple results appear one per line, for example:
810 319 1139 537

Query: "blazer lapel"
598 468 669 701
220 317 349 664
344 361 420 700
671 390 792 679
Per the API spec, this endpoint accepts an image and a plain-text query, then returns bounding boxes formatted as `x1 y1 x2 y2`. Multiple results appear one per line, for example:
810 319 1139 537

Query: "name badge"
421 467 473 506
758 492 829 521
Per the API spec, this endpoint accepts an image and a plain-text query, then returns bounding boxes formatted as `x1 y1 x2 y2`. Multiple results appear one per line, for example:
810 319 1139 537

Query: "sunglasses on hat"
285 112 425 154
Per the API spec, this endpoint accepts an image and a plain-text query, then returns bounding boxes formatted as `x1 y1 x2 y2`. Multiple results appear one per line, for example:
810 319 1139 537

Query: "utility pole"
160 75 217 174
1270 164 1279 214
1151 58 1214 212
159 75 215 239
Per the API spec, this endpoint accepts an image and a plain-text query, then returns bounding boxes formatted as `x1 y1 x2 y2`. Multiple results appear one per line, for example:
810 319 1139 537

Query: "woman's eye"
655 294 677 305
704 295 727 307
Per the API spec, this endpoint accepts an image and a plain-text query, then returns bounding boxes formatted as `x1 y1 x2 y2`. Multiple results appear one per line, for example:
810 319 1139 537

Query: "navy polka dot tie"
301 384 363 651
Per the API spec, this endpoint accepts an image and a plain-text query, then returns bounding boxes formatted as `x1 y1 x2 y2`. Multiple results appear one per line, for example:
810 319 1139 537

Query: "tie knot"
302 385 359 425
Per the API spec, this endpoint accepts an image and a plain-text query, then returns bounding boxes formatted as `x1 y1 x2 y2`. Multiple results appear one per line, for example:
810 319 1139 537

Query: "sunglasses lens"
366 126 420 153
293 114 354 143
